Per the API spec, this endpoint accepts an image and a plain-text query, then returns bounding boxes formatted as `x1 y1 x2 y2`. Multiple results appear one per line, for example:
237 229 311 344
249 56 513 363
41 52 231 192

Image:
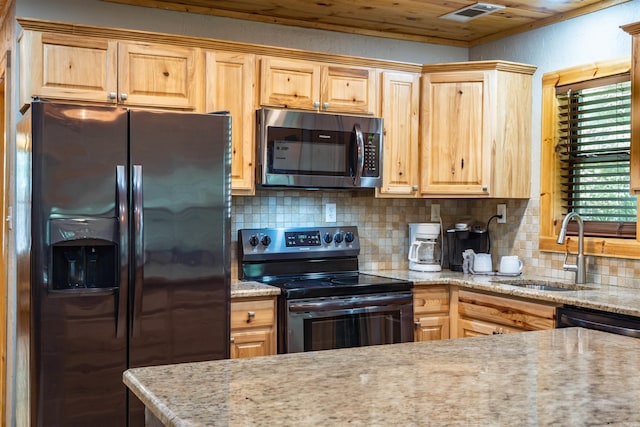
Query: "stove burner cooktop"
270 273 413 299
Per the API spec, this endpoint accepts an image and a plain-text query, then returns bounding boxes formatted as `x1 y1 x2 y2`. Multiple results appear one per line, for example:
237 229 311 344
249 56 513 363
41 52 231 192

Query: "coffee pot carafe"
408 223 442 272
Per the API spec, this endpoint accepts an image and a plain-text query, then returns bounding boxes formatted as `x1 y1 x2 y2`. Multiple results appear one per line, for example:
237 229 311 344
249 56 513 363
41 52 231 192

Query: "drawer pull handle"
247 311 255 322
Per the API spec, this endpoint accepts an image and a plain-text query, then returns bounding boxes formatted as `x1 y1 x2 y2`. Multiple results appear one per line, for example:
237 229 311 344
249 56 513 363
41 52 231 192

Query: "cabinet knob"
230 337 235 344
482 186 488 192
414 321 421 328
322 102 330 110
412 185 419 191
108 92 117 100
120 93 128 101
247 311 255 322
313 101 320 108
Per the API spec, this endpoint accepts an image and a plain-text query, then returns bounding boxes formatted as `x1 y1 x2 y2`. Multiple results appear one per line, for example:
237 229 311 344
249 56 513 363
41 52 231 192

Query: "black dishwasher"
557 305 640 338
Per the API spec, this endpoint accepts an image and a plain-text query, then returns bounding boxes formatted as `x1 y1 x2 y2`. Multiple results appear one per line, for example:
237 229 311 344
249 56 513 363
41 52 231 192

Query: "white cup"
499 256 523 274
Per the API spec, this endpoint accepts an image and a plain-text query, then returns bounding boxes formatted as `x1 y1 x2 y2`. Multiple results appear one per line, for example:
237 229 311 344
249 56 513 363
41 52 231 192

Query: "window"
540 57 640 258
556 75 635 238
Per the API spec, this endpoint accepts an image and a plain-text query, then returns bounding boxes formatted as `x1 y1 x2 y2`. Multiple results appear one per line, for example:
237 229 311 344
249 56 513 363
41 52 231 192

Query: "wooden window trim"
539 56 640 259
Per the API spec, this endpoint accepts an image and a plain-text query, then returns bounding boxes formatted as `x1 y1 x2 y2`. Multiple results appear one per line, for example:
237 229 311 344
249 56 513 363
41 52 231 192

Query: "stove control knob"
334 232 343 244
344 231 354 243
248 235 259 247
261 235 272 247
323 233 333 244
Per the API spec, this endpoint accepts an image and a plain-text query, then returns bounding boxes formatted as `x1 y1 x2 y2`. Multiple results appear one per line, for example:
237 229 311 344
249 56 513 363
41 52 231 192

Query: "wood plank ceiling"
103 0 632 47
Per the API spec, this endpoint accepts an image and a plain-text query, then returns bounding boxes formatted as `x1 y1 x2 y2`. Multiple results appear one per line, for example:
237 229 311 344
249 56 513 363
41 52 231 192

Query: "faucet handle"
562 251 578 273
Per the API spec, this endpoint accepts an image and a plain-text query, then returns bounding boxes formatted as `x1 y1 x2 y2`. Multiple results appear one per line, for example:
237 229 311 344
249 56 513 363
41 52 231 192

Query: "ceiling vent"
439 2 505 22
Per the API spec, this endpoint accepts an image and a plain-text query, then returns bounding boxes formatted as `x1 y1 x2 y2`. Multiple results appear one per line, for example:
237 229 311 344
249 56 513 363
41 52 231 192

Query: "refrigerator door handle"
132 165 144 337
116 165 128 338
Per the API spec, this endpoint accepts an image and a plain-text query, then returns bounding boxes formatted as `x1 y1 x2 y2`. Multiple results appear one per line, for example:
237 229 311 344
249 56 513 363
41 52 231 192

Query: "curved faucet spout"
556 212 586 284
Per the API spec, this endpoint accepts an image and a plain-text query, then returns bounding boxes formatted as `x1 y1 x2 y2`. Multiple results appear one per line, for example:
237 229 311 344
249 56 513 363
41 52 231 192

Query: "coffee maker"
446 220 488 271
408 223 442 272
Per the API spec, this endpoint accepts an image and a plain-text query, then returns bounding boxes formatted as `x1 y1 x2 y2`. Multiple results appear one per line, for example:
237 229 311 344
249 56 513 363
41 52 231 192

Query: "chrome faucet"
556 212 586 284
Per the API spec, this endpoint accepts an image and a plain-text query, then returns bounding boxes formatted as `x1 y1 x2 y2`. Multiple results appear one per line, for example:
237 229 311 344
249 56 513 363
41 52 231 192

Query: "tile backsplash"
232 190 640 289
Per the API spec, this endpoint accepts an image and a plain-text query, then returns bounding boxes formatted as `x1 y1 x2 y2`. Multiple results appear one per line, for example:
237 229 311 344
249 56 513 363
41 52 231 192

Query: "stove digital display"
285 231 321 247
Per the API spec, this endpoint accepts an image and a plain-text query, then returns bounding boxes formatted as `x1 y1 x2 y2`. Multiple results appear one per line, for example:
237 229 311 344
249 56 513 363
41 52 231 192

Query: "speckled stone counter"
230 280 279 298
366 269 640 317
124 328 640 426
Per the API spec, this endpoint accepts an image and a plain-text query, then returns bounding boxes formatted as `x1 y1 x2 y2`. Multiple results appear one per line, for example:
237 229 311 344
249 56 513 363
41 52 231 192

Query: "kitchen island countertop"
124 328 640 426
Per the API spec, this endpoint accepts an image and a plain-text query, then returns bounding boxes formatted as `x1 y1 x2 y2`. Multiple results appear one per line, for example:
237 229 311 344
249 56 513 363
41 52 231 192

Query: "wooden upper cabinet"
623 22 640 193
19 31 203 111
206 51 256 195
420 62 536 198
377 71 420 197
117 41 202 110
260 56 378 114
421 71 489 196
19 31 117 107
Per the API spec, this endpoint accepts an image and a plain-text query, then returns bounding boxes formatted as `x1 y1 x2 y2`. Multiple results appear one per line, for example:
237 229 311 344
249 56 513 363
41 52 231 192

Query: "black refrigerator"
16 101 231 427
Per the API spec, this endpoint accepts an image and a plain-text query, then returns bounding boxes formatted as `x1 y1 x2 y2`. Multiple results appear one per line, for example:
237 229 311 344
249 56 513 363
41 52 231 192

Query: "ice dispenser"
50 218 118 290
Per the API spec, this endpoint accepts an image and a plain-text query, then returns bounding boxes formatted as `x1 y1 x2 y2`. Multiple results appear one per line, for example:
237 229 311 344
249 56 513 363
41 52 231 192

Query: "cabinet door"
321 65 377 115
421 71 491 196
260 57 320 110
415 315 450 341
20 31 117 106
230 330 274 358
206 51 256 195
458 318 524 338
457 290 556 331
118 41 202 110
377 71 420 197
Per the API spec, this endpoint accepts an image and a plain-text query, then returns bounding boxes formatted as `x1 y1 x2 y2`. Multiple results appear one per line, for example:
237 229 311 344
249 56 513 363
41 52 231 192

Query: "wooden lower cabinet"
454 288 557 338
230 296 277 358
413 285 450 341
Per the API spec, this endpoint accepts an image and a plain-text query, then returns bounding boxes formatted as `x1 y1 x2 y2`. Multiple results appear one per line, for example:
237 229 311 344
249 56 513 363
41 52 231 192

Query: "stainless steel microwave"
256 108 383 189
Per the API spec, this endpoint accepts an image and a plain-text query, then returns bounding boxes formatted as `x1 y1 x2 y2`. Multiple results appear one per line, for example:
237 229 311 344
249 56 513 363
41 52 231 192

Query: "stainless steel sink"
490 279 592 292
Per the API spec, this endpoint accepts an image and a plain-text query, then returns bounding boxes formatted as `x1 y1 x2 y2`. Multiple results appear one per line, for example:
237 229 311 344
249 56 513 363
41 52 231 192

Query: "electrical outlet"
325 203 337 223
497 204 507 223
431 204 440 221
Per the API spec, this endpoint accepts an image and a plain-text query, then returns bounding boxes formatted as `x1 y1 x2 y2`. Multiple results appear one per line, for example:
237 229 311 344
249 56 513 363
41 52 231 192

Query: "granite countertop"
366 269 640 317
124 327 640 426
231 280 280 298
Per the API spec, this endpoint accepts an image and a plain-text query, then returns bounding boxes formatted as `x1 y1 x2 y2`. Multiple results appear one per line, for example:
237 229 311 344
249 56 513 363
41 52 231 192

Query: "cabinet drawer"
458 318 525 338
413 286 449 315
231 298 276 330
458 290 556 331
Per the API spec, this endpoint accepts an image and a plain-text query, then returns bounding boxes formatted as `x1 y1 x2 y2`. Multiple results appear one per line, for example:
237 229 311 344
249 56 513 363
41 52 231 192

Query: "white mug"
472 253 493 273
499 256 523 274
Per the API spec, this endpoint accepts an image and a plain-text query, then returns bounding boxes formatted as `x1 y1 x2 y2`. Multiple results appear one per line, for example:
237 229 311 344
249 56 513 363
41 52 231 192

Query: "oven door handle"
288 293 412 313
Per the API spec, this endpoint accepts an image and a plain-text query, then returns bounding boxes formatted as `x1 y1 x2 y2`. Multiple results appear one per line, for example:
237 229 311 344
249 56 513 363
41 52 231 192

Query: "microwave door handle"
352 123 364 185
132 165 144 337
116 165 128 338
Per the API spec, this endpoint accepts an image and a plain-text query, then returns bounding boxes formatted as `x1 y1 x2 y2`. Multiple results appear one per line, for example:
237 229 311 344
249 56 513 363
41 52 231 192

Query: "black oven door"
283 291 414 353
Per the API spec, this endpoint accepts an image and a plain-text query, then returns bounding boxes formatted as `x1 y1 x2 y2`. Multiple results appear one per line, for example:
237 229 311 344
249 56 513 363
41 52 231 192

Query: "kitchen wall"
13 0 640 287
